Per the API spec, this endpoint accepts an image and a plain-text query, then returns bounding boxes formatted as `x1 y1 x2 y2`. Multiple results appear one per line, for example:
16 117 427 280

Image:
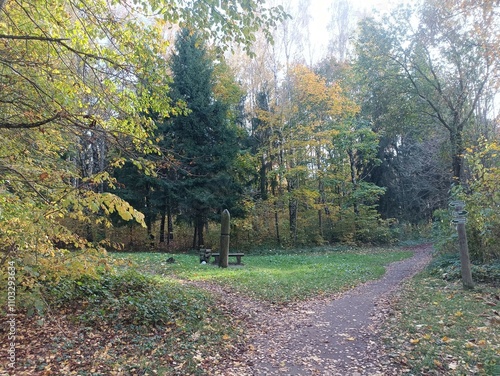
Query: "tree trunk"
348 149 359 216
288 176 298 245
271 176 281 246
457 222 474 289
146 217 154 249
159 209 166 243
274 204 281 245
450 130 464 184
192 224 197 249
197 217 205 248
260 155 268 200
167 204 173 244
316 150 326 239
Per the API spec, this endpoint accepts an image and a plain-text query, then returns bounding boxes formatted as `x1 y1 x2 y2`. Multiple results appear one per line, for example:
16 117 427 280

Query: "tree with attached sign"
450 201 473 289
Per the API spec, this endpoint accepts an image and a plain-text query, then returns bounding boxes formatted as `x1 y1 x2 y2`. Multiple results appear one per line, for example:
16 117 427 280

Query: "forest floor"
198 244 433 376
3 244 497 375
0 246 427 376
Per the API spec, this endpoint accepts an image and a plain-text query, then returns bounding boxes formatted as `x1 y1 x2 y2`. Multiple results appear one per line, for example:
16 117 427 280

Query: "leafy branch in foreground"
0 0 287 302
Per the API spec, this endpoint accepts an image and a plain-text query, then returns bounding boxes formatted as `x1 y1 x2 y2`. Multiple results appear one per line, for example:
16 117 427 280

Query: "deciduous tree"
0 0 287 289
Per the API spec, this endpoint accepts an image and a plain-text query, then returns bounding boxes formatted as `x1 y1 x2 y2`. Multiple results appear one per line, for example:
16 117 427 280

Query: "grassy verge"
383 274 500 375
113 247 413 304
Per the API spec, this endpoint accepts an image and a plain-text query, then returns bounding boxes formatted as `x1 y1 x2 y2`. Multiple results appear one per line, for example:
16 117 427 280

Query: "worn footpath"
204 244 433 376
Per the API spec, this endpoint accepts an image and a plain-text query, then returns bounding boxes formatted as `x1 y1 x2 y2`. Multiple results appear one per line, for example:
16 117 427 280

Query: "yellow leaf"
347 337 355 341
465 342 475 349
410 338 420 344
454 311 463 317
441 336 451 342
222 334 231 340
434 359 442 367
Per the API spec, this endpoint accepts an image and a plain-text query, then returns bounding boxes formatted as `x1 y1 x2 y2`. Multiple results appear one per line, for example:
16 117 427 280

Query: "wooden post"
450 201 474 289
219 209 230 268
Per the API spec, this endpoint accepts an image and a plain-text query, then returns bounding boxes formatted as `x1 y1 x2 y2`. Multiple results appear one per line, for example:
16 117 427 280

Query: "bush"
42 270 210 328
427 254 500 285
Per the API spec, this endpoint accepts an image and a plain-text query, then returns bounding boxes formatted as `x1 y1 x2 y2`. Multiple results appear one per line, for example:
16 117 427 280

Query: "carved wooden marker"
219 209 230 268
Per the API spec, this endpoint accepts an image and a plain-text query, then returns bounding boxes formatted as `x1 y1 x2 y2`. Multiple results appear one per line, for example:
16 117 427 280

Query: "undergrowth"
383 272 500 375
1 270 241 375
42 270 210 328
428 254 500 285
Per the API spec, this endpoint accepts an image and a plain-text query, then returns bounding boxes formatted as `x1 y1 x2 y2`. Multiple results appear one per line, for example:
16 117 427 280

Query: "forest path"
198 244 433 376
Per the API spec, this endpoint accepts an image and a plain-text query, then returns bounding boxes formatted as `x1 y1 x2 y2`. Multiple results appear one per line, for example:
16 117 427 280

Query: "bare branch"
0 164 51 204
0 34 69 42
0 113 61 129
0 33 126 68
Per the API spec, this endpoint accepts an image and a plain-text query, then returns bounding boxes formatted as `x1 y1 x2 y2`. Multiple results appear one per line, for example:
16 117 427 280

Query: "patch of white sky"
297 0 404 63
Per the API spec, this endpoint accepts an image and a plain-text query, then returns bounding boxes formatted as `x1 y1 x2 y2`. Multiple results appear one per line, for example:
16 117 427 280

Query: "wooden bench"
211 252 244 265
199 248 244 265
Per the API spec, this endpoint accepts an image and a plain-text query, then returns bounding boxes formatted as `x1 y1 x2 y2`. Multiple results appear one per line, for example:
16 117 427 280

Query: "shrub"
42 270 210 328
427 254 500 285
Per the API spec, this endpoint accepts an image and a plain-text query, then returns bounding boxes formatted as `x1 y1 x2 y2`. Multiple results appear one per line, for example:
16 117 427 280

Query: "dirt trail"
205 244 433 376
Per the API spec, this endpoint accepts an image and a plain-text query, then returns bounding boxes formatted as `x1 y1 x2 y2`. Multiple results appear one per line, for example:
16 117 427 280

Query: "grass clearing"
383 274 500 375
113 247 413 304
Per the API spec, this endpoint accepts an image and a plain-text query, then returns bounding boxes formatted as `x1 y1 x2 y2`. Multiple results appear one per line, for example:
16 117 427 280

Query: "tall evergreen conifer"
163 29 240 248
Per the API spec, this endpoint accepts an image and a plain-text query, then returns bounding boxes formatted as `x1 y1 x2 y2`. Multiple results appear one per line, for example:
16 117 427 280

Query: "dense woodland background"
0 0 499 292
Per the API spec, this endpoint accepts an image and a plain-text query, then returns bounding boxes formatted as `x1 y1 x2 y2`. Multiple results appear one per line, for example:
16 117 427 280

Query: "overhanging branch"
0 34 125 68
0 34 69 42
0 113 61 129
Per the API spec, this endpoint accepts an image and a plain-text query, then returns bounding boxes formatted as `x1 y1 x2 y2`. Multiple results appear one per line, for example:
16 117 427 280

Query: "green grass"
112 247 412 304
383 274 500 375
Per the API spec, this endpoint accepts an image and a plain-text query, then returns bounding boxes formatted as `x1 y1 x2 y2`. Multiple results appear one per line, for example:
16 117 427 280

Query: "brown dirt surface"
202 244 434 376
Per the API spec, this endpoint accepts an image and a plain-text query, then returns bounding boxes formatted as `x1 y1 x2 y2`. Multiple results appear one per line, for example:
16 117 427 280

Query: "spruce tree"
162 29 241 248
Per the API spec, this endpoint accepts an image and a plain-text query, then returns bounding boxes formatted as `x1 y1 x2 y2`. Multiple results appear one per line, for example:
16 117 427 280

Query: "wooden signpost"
450 200 474 289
